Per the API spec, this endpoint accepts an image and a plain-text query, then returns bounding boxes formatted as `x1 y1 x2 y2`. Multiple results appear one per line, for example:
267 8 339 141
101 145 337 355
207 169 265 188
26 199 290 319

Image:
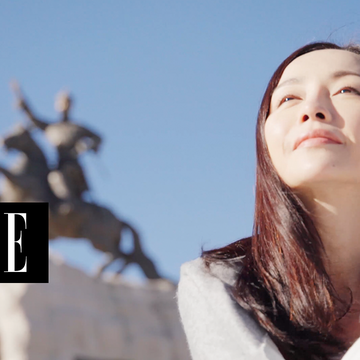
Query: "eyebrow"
273 77 303 92
273 71 360 94
332 70 360 78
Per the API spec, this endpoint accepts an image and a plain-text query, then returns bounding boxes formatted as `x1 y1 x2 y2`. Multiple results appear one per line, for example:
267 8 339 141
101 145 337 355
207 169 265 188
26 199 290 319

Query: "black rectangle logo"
0 202 49 283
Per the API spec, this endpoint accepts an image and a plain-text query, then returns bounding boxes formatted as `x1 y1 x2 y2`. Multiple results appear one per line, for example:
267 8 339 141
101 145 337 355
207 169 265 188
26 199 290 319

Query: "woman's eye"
338 87 360 95
278 96 296 106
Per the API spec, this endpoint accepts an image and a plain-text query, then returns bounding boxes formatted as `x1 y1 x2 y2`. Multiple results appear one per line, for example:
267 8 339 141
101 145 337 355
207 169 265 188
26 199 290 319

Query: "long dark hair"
202 42 360 360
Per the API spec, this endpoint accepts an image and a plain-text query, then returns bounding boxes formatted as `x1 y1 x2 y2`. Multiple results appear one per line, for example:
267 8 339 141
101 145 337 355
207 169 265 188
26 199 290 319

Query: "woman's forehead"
278 49 360 84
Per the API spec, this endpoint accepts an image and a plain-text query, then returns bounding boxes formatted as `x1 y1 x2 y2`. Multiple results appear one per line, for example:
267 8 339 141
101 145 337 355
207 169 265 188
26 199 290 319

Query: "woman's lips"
294 129 343 150
296 137 341 149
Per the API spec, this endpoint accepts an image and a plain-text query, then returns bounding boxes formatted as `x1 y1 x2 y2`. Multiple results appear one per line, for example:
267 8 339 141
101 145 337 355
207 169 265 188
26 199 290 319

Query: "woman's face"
264 49 360 189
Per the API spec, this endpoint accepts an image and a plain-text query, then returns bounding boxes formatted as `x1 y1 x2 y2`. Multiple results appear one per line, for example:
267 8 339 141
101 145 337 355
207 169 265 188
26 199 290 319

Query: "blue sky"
0 1 359 282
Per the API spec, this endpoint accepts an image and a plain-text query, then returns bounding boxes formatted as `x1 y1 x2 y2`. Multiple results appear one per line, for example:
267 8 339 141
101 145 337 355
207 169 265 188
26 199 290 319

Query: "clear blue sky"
0 1 359 282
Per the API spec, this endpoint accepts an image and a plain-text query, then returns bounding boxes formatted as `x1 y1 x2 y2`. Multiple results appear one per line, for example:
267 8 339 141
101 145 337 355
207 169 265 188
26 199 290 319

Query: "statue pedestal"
0 254 190 360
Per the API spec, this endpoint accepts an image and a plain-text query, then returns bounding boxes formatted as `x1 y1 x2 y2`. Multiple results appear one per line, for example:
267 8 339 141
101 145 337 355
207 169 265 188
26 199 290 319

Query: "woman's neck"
296 183 360 292
296 183 360 346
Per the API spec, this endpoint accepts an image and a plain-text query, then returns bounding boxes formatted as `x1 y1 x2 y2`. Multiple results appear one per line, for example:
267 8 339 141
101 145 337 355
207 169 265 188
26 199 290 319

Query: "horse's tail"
120 221 162 280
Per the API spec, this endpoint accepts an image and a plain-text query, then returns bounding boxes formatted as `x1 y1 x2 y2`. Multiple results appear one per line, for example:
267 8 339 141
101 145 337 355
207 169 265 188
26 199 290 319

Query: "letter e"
4 213 27 272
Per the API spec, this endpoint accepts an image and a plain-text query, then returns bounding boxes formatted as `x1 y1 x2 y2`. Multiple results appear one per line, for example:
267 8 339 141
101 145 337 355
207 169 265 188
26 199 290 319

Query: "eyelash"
277 95 298 107
277 86 360 107
337 86 360 95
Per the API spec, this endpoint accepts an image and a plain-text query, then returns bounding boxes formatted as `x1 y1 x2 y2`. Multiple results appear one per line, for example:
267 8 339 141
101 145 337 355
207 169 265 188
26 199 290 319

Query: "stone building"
0 254 190 360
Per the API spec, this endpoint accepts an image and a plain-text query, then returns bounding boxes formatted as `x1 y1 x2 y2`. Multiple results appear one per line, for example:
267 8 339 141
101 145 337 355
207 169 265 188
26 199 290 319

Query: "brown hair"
202 42 360 360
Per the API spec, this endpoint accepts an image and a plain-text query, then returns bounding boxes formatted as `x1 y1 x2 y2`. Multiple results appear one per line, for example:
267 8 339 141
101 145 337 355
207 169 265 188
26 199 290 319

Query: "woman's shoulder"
179 256 238 289
177 257 284 360
178 257 248 331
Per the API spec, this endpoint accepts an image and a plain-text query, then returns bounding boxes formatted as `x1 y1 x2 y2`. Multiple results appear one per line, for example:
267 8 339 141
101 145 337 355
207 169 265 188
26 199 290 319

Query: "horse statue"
0 123 162 280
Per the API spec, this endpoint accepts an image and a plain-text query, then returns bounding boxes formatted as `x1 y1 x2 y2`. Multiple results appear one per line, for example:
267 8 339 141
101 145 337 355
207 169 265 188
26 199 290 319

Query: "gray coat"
177 257 360 360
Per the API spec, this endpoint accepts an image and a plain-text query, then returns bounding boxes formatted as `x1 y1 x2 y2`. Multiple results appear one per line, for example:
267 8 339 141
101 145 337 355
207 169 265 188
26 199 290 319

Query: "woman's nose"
299 97 332 123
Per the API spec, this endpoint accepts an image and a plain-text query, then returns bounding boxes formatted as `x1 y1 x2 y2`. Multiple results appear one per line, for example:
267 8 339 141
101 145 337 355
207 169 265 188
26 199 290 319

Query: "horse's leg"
118 221 162 280
93 231 132 278
93 252 115 278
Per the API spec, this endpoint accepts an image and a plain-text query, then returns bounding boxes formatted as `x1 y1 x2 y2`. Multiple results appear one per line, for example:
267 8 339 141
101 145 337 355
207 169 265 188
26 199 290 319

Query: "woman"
177 42 360 360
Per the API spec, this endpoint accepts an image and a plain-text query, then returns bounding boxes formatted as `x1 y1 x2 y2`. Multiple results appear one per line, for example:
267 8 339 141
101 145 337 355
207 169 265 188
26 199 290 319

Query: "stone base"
0 254 190 360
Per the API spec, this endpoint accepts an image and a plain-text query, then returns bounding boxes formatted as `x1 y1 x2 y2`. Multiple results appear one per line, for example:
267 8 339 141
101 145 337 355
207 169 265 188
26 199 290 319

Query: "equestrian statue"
0 83 162 280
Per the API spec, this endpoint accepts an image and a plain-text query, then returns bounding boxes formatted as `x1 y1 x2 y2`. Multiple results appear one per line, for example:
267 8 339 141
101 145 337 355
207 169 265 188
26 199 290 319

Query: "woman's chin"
281 163 348 188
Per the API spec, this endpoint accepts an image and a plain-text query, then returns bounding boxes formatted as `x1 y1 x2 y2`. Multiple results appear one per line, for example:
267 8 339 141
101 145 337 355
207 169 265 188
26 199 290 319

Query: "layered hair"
202 42 360 360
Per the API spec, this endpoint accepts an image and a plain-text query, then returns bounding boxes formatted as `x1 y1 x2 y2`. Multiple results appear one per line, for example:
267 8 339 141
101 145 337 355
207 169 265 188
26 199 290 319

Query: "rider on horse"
12 83 102 202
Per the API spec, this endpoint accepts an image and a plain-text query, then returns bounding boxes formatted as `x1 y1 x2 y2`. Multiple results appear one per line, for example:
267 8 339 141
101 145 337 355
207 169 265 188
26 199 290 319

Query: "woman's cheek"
265 119 289 158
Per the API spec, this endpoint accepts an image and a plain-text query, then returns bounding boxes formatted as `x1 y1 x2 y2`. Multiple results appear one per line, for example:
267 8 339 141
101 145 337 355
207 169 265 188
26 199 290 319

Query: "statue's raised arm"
11 81 49 130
